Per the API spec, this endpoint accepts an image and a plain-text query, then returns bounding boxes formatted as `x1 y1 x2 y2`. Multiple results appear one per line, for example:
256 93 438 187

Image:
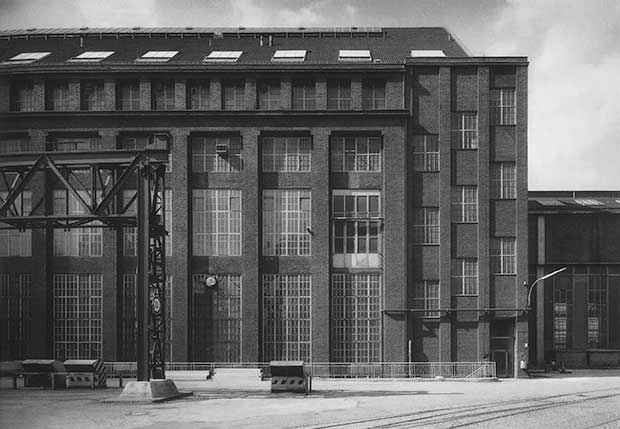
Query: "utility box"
269 361 311 394
22 359 66 388
64 359 107 388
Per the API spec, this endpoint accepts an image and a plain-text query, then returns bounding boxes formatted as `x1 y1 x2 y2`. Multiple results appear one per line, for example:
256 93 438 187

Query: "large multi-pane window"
222 80 245 110
48 136 102 152
587 276 607 348
292 80 315 110
191 135 242 172
0 191 32 256
362 79 386 110
0 274 31 360
53 274 102 360
53 190 102 257
193 189 242 256
262 274 311 361
10 81 34 112
117 80 140 110
412 135 439 171
263 190 311 256
262 136 311 172
413 208 439 244
327 80 351 110
491 237 516 274
452 186 478 223
452 259 478 295
191 274 241 362
187 80 209 110
47 81 71 111
152 80 175 110
491 163 517 199
452 112 478 149
331 273 382 362
491 88 516 125
80 80 104 111
553 282 572 349
332 190 381 268
331 136 381 172
0 135 30 153
413 281 440 318
257 80 280 110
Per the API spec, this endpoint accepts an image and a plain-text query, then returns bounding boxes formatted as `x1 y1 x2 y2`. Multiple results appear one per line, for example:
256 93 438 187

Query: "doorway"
491 319 514 378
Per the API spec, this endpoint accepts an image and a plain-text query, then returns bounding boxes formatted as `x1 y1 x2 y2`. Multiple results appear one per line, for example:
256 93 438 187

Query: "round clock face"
206 276 217 287
152 297 161 314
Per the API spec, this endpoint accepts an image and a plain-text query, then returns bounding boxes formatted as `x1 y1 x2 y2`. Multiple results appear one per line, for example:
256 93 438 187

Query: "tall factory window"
587 275 607 348
117 80 140 110
80 80 104 110
191 274 241 362
53 190 102 257
222 80 245 110
331 136 381 172
263 190 311 256
10 81 34 112
452 112 478 149
191 135 242 172
0 135 30 153
257 80 281 110
452 186 478 223
292 80 315 110
331 273 382 362
262 274 311 362
152 80 175 110
490 237 516 274
413 280 440 318
553 278 572 349
413 208 440 244
332 190 381 268
327 79 351 110
187 80 210 110
490 88 516 125
262 136 311 172
0 191 31 256
412 135 439 171
53 274 102 360
362 79 386 109
452 259 478 295
46 81 71 111
0 274 31 359
491 163 516 199
193 189 242 256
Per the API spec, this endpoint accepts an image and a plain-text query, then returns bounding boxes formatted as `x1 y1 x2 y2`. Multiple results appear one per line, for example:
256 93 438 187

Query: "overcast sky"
1 0 619 190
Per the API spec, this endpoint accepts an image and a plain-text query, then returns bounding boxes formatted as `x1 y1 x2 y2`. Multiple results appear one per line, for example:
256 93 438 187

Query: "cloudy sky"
1 0 618 190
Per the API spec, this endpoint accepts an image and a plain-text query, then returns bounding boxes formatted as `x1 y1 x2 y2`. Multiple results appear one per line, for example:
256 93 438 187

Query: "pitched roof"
529 191 620 213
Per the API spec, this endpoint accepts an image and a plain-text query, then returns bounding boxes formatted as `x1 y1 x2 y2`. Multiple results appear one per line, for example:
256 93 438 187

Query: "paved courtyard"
1 372 620 428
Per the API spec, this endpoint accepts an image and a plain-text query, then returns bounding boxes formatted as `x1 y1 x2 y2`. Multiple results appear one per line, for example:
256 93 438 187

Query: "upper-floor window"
187 80 209 110
193 189 242 256
412 135 439 172
490 237 516 274
10 81 34 112
52 190 102 257
452 112 478 149
331 136 381 172
152 80 175 110
262 136 311 172
257 80 280 110
48 136 102 152
452 259 478 295
413 208 439 245
46 81 71 111
0 135 30 153
0 191 32 257
222 80 244 110
80 81 105 111
413 281 440 318
263 190 311 256
491 162 516 199
191 135 242 172
362 79 386 110
327 80 351 110
117 80 140 111
292 80 315 110
452 186 478 223
491 88 516 125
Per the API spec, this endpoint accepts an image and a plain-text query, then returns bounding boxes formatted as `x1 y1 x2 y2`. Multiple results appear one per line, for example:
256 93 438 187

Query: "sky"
1 0 619 190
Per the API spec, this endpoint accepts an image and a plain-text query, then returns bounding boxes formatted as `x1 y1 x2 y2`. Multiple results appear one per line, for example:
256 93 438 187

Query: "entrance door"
492 350 509 377
491 319 515 377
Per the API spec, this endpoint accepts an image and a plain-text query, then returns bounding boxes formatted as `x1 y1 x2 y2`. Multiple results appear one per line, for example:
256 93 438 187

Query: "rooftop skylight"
536 199 565 206
6 52 51 64
574 199 603 206
411 50 446 57
68 51 115 62
338 49 371 61
204 51 244 62
272 50 307 62
135 51 179 62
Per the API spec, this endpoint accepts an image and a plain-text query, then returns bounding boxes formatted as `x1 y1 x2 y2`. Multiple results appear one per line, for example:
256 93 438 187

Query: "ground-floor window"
191 274 241 362
263 274 311 361
331 273 382 362
54 274 102 360
0 274 31 359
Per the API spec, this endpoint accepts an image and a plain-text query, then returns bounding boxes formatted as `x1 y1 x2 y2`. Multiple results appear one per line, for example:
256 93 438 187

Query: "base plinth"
118 379 189 402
